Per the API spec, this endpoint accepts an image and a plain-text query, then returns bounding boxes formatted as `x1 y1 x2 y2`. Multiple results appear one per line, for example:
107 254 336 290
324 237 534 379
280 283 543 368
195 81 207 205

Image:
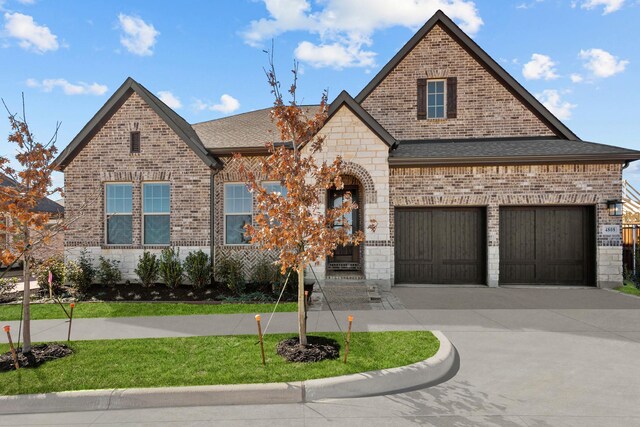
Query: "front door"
328 187 360 269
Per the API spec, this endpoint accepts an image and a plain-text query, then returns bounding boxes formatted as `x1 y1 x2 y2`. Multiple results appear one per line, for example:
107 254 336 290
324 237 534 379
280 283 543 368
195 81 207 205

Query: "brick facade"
59 15 629 290
389 163 624 287
361 23 556 140
63 91 212 279
212 155 279 279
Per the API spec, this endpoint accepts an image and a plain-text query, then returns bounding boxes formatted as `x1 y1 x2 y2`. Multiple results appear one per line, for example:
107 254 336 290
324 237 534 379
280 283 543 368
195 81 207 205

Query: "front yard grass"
616 280 640 297
0 331 439 395
0 301 298 321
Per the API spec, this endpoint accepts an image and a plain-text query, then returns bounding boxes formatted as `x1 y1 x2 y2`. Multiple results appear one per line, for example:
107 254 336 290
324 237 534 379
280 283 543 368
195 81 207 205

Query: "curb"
304 330 457 400
0 331 456 415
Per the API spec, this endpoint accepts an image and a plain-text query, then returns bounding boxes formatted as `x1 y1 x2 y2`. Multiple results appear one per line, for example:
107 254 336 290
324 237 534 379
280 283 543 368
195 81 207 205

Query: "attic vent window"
130 131 141 153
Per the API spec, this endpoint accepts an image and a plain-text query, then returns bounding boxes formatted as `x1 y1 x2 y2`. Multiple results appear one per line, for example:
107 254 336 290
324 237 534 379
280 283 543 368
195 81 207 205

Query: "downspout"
210 170 220 282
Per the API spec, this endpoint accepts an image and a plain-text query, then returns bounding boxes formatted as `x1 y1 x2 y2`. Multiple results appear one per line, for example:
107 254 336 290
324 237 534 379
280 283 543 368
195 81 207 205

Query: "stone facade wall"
361 23 556 140
390 163 624 287
63 91 212 279
310 106 393 289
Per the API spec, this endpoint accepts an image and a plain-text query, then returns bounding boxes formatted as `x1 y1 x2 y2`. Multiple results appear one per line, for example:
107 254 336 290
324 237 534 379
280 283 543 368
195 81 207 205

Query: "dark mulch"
0 343 73 372
276 336 340 363
72 282 296 303
79 283 221 302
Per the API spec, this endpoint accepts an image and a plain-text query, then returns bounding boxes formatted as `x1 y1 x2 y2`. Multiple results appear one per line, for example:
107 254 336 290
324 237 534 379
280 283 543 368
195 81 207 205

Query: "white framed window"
105 183 133 245
224 183 252 245
427 79 446 119
263 181 287 197
143 182 170 245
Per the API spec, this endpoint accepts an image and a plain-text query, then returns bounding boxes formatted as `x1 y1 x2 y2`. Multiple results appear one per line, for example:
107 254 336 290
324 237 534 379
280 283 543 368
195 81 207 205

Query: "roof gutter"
389 153 640 167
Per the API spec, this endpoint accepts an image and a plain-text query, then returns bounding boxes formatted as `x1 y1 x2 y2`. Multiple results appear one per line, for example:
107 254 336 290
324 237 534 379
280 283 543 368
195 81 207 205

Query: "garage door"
395 208 486 284
500 206 595 286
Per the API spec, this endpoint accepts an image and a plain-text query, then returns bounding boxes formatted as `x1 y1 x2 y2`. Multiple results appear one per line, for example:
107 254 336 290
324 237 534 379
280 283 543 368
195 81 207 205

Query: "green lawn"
0 331 439 395
616 281 640 297
0 301 298 321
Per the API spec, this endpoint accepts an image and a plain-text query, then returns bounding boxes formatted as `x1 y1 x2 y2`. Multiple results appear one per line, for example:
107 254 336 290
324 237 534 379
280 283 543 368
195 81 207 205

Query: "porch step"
325 272 365 281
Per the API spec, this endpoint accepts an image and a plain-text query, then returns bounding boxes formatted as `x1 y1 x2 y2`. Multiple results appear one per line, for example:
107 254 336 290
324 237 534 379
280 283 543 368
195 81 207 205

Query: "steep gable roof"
53 77 222 170
328 90 397 148
355 10 580 141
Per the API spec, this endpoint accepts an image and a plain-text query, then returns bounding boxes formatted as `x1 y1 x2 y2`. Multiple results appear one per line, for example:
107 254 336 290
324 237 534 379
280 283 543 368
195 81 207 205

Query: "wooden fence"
623 225 639 276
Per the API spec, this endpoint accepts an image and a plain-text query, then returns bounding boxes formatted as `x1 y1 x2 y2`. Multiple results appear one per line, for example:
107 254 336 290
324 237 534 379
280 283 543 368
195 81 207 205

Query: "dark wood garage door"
395 208 486 284
500 206 595 286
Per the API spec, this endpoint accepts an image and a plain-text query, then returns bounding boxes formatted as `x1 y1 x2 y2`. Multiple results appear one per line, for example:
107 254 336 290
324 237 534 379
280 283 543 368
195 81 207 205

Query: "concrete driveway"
1 287 639 426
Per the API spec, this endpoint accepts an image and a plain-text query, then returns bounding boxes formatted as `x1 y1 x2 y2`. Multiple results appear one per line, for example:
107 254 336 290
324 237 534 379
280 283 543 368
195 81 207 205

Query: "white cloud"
536 89 576 120
580 0 624 14
3 12 58 53
157 91 182 109
193 94 240 114
17 0 36 4
243 0 483 69
117 14 159 56
522 53 559 80
570 73 584 83
294 41 376 69
579 48 628 78
516 0 544 9
26 78 108 95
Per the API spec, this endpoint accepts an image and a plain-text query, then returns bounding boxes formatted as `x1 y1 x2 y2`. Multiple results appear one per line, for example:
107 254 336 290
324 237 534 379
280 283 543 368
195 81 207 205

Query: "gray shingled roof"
192 105 319 152
389 138 640 165
0 175 64 214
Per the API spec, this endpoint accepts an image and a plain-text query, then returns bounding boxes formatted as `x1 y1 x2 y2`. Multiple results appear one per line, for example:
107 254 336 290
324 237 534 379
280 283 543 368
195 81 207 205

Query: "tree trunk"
297 262 307 346
22 236 31 353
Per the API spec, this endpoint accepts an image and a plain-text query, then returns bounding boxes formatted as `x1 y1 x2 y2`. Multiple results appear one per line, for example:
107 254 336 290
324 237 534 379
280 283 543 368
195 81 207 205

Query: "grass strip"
0 301 298 321
616 281 640 297
0 331 439 395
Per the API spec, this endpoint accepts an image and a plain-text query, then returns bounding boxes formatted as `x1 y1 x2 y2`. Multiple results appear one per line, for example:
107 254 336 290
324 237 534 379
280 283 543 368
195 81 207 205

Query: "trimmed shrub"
67 250 95 293
215 254 245 294
97 257 122 287
159 247 183 289
251 258 280 291
34 254 66 294
0 277 18 302
135 251 160 287
272 267 298 298
184 250 211 289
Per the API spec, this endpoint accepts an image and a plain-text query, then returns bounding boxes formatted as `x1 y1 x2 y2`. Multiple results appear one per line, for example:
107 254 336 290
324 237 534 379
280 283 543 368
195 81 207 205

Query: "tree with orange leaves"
237 59 376 346
0 98 61 353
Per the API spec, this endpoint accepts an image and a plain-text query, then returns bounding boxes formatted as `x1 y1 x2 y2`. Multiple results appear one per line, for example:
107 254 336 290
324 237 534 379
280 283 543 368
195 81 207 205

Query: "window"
427 80 446 119
130 131 141 153
143 183 170 245
263 181 287 197
224 183 252 245
105 183 132 244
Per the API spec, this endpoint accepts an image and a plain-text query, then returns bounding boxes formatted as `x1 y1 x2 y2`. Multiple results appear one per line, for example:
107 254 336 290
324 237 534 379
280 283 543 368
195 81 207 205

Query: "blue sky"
0 0 639 193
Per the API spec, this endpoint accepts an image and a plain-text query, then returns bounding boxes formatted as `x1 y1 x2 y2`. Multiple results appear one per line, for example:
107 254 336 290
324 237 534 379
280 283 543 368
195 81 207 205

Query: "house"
1 174 65 264
54 11 640 290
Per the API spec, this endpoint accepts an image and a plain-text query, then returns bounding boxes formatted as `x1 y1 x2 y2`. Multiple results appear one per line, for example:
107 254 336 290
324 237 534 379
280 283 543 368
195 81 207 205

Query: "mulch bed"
80 283 221 302
0 343 72 372
276 336 340 363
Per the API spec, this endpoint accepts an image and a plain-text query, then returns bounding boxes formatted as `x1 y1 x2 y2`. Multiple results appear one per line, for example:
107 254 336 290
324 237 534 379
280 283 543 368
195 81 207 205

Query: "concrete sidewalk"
4 287 640 343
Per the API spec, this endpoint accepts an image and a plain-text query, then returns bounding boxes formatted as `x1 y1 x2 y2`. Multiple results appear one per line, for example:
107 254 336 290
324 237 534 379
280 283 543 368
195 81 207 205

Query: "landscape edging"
0 331 455 415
